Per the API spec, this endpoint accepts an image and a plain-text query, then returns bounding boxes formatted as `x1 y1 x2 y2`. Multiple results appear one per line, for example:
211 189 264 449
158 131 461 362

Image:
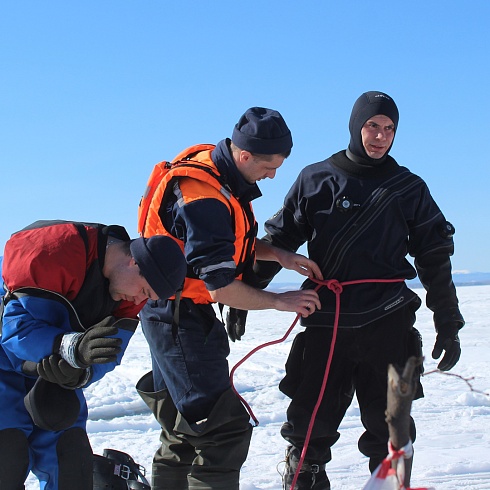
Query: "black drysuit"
257 150 464 468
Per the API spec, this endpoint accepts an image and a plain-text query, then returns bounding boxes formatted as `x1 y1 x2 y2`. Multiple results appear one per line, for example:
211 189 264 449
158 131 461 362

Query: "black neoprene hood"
348 91 399 164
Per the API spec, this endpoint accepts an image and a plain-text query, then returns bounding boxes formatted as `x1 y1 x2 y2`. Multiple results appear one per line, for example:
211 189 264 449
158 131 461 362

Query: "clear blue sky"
2 1 489 283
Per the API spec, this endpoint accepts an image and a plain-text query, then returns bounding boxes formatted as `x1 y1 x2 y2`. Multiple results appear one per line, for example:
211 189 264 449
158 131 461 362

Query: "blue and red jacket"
0 220 142 385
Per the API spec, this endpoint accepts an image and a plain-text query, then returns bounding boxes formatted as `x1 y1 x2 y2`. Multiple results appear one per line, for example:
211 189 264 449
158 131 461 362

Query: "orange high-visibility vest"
138 144 257 304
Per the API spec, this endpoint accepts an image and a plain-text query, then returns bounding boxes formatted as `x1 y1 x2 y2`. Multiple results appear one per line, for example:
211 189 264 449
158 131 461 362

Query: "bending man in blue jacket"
0 219 186 490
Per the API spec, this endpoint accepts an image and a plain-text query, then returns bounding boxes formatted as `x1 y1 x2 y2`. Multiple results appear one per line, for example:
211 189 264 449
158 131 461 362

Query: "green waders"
136 371 252 490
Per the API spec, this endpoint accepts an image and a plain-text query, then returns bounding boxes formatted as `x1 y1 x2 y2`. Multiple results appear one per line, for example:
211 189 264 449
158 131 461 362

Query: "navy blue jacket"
162 139 261 292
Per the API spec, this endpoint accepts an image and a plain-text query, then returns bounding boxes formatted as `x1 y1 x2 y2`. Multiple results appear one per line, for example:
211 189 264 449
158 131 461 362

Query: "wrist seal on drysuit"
59 331 86 368
433 306 465 331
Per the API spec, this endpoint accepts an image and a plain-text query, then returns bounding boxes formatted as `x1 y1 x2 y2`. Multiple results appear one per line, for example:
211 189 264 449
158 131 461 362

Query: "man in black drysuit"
243 91 464 489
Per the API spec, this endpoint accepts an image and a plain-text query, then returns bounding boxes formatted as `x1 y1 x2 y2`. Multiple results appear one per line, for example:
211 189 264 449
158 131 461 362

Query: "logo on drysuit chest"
336 196 361 213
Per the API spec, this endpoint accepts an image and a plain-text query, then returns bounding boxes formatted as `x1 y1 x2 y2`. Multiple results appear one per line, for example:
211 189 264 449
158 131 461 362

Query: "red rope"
229 277 405 487
229 306 303 426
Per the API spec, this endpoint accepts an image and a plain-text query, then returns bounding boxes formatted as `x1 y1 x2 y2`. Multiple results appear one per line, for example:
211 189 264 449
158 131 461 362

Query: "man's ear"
239 150 252 163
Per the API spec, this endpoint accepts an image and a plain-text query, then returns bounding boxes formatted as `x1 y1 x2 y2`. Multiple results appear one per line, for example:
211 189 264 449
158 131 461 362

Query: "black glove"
432 323 461 371
226 308 248 342
22 360 39 377
59 316 122 368
76 316 122 367
37 354 86 388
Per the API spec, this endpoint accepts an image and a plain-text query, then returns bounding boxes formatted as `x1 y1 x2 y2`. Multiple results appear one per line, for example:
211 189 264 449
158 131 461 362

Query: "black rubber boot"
136 371 193 489
0 428 29 489
283 446 330 490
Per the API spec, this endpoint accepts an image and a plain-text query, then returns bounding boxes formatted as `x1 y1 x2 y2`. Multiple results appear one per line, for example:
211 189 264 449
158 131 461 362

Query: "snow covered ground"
25 285 490 489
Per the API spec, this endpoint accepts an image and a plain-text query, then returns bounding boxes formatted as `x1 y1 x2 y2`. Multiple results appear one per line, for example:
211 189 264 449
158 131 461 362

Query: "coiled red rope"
229 277 405 489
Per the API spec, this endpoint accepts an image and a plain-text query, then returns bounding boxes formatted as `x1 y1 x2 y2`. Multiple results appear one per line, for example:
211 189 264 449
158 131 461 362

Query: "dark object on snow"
93 448 150 490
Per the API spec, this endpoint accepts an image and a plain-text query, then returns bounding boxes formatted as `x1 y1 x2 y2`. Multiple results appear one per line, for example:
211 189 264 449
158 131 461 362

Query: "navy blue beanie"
348 91 399 162
232 107 293 155
130 236 187 300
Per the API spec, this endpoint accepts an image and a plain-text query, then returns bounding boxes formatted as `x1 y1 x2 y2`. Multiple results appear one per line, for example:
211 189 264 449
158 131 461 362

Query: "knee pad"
0 429 29 489
57 428 93 490
24 378 80 431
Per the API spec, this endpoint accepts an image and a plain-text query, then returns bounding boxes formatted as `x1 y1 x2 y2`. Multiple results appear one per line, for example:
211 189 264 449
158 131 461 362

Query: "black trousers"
280 303 422 469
